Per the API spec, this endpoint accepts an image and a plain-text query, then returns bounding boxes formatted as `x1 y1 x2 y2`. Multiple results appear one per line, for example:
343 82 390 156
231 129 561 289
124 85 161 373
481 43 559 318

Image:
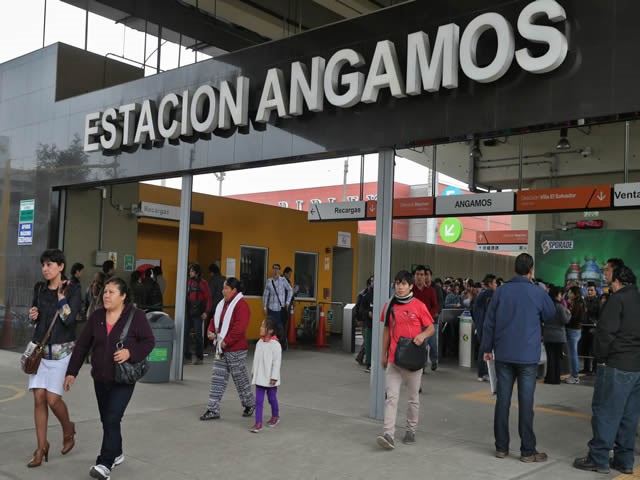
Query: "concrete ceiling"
62 0 408 56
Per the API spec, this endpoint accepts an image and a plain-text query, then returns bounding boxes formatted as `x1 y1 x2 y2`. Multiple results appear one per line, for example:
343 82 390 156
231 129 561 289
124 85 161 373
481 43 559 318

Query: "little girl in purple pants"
250 316 282 432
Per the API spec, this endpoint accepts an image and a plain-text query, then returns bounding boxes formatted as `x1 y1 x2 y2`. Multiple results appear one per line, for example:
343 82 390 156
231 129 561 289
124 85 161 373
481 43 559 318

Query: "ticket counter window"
294 252 318 300
240 246 267 296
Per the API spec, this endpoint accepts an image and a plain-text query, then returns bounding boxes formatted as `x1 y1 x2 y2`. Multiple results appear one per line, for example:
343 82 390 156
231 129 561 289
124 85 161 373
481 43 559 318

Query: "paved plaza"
0 346 637 480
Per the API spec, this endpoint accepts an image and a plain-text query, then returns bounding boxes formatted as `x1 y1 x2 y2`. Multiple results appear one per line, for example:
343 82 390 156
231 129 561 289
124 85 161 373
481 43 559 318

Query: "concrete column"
369 149 394 420
172 174 192 381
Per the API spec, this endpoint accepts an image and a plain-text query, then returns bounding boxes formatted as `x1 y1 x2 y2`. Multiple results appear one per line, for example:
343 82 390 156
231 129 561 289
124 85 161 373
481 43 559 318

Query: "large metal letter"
515 0 568 74
361 40 406 103
406 25 460 95
460 13 515 83
255 69 289 123
324 49 365 108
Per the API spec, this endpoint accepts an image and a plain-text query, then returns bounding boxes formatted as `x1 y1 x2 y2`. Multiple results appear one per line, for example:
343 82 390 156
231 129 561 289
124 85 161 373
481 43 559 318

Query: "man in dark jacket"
473 274 497 382
185 264 212 365
574 265 640 475
481 253 556 463
355 276 374 371
208 263 226 312
581 282 600 374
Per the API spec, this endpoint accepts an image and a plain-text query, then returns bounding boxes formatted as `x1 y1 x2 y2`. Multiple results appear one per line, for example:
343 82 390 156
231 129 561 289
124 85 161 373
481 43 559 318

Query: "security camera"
580 146 592 158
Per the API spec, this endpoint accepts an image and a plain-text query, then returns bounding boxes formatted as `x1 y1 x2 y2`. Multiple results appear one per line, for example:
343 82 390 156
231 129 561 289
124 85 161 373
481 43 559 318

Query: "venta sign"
84 0 568 154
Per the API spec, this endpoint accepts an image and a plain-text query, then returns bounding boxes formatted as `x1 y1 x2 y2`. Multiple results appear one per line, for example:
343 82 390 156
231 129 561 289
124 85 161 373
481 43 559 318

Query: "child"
250 316 282 433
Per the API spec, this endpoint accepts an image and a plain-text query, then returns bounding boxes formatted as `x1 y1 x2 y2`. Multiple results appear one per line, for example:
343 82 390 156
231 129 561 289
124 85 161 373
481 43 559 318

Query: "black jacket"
67 304 155 383
355 287 374 328
209 275 226 314
585 296 600 325
31 280 82 345
594 284 640 371
472 288 494 340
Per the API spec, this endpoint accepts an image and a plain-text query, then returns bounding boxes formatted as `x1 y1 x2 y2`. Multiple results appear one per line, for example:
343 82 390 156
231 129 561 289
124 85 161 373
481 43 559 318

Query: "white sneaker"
112 454 125 468
90 464 111 480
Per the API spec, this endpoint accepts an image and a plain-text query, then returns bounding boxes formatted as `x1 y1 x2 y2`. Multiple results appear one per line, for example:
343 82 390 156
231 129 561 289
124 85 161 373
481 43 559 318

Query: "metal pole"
156 26 162 73
518 136 524 190
342 159 348 201
84 6 89 50
359 154 365 200
624 121 630 183
431 145 437 196
178 33 182 68
143 20 147 71
370 149 394 420
42 0 47 48
172 171 193 381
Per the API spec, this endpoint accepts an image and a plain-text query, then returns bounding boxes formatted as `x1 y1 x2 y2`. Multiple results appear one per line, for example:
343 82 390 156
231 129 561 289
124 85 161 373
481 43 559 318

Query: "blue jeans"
566 328 581 378
494 361 538 456
477 333 487 378
588 366 640 469
94 381 135 468
426 324 438 365
363 326 372 367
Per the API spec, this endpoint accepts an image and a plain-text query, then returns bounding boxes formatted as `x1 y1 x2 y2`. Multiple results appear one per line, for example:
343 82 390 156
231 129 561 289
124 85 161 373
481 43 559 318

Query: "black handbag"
114 307 149 384
391 309 426 371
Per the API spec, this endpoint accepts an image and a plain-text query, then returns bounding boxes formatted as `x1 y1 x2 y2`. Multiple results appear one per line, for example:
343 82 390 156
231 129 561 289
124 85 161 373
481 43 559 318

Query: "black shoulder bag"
391 308 427 371
114 307 149 384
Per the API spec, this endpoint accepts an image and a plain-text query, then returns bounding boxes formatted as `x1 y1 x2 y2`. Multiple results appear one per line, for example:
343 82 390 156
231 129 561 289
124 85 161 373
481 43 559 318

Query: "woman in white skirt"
27 249 82 468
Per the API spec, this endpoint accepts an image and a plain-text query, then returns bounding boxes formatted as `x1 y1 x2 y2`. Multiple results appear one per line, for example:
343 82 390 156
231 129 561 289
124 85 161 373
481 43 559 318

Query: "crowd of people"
22 248 640 478
24 252 292 480
370 254 639 476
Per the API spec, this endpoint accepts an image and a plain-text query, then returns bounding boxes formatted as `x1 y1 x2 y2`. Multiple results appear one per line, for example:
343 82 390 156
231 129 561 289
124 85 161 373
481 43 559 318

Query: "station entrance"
1 0 640 426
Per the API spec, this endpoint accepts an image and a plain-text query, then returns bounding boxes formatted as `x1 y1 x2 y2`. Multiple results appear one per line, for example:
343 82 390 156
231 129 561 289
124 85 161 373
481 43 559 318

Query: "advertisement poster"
18 199 35 245
534 230 640 288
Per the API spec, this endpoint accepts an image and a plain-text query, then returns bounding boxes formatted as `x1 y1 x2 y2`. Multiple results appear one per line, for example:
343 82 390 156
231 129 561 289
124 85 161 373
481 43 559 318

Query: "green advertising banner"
534 230 640 288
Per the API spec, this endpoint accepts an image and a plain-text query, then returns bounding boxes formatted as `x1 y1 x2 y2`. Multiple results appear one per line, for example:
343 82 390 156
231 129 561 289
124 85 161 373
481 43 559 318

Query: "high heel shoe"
61 422 75 455
27 442 49 468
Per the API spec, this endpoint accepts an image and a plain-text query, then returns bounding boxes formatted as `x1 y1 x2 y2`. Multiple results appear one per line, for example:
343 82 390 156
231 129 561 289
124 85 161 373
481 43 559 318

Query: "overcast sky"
1 1 466 196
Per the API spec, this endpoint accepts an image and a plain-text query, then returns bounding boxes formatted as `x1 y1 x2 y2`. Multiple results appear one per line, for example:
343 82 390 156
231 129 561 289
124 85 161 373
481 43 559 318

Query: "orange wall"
137 184 359 338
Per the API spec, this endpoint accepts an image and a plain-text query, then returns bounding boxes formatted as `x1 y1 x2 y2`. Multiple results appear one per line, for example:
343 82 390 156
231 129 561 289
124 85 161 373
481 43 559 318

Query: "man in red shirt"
376 270 434 450
413 265 439 371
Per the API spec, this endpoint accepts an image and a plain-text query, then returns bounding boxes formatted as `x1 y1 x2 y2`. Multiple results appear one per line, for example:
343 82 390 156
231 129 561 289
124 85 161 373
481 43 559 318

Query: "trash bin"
458 310 473 367
141 311 175 383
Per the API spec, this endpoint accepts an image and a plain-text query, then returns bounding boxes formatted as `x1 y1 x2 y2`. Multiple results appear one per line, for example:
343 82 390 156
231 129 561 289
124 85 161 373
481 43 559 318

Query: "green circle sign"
440 218 463 243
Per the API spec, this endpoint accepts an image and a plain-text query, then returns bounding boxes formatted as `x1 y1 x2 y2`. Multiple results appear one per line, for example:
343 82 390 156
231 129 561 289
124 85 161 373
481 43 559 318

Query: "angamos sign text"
85 0 568 153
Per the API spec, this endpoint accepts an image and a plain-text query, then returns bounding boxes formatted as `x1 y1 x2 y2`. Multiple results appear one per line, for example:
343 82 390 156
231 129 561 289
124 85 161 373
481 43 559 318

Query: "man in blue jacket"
481 253 556 463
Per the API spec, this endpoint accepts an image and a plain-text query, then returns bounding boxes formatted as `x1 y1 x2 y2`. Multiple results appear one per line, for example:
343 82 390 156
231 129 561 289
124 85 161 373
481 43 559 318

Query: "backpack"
187 279 206 316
